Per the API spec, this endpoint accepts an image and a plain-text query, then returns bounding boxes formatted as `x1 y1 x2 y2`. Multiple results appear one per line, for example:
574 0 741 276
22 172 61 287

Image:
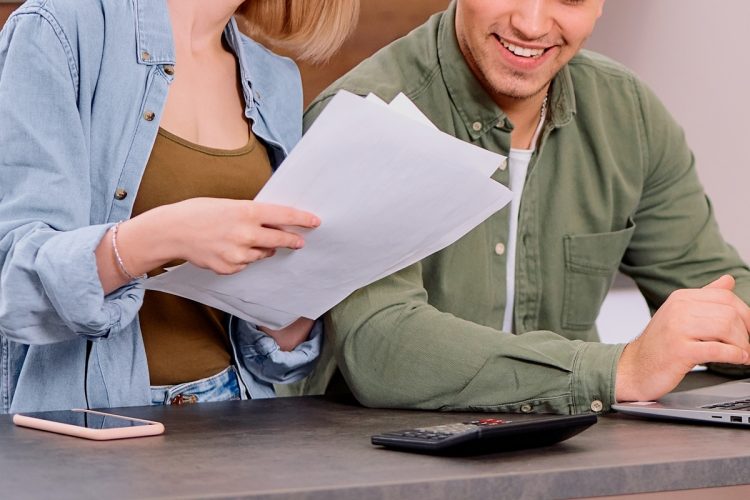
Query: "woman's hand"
158 197 320 275
96 198 320 293
260 317 315 351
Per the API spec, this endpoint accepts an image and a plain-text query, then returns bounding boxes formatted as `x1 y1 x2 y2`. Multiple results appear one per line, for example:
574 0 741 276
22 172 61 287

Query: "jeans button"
170 394 198 405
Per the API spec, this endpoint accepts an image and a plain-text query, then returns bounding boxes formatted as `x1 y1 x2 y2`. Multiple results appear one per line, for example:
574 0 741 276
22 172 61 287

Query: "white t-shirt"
502 148 534 332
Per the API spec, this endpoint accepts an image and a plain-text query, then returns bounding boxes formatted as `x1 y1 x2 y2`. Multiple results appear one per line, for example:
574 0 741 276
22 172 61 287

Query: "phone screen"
17 410 154 429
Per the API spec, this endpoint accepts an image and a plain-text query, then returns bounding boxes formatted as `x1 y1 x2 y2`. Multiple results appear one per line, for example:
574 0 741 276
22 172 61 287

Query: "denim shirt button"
114 188 128 200
143 110 156 121
163 65 175 76
141 51 151 62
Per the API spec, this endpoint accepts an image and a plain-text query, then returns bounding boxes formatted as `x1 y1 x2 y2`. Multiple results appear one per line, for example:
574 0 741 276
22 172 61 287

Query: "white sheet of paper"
366 92 437 130
143 91 511 328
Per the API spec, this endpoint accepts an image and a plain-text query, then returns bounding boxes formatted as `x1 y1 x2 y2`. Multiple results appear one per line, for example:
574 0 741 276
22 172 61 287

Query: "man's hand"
615 275 750 402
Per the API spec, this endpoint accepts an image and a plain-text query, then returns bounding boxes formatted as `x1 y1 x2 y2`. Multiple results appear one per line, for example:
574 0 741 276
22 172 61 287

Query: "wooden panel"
0 3 20 26
0 1 451 106
298 0 451 105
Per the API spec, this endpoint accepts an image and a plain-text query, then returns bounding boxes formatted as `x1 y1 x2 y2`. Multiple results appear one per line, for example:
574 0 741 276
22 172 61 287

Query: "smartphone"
13 409 164 440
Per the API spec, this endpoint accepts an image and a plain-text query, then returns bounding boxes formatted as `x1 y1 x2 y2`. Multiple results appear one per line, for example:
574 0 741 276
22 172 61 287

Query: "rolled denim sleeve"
235 319 322 384
0 12 142 344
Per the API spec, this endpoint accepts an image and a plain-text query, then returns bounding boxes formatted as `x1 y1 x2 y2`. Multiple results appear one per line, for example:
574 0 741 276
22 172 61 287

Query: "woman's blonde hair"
237 0 360 64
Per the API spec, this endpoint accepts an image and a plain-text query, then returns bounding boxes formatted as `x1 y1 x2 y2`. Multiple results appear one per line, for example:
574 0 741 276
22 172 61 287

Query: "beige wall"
586 0 750 261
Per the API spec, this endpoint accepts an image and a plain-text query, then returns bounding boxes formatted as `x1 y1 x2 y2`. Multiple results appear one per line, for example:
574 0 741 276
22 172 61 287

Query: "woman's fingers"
249 226 307 250
250 202 321 229
167 198 320 275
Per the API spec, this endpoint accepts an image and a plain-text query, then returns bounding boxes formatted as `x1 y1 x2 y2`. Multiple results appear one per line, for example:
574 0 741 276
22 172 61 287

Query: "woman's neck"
166 0 244 56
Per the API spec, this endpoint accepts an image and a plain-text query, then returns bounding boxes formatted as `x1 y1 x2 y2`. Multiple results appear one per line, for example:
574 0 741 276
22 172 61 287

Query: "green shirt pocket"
562 218 636 330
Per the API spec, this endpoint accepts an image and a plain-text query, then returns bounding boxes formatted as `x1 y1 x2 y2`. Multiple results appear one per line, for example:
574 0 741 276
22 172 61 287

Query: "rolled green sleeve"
328 263 624 414
572 342 627 413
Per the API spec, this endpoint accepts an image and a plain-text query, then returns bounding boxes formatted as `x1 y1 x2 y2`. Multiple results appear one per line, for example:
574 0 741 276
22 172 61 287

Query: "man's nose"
510 0 553 40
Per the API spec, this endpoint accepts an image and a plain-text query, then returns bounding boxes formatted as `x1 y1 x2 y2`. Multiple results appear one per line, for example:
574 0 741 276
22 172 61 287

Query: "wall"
586 0 750 261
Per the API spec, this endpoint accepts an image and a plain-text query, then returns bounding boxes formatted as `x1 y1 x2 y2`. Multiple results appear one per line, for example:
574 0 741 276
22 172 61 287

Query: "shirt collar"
132 2 256 112
437 1 576 139
223 17 256 112
133 0 176 65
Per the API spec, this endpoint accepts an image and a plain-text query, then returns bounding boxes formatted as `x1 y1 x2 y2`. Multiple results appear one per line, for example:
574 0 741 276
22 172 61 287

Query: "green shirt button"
520 404 533 413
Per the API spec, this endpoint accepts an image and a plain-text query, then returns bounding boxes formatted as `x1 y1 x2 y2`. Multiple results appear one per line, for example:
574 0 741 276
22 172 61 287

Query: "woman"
0 0 358 413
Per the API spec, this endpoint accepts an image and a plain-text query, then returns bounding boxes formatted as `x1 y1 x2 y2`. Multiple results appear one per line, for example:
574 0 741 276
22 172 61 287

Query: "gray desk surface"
1 372 749 500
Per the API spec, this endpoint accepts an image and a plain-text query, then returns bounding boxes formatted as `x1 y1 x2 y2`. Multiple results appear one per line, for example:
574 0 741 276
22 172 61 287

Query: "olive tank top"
131 127 272 385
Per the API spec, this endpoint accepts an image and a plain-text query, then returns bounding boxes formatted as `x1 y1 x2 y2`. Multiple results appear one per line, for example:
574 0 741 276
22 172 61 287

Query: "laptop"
613 378 750 426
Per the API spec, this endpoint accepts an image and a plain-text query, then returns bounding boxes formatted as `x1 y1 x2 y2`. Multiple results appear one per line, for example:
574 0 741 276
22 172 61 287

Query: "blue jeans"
150 366 248 405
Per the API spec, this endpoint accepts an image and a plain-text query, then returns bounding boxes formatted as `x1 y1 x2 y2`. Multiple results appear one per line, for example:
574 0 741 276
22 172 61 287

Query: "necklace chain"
540 94 549 119
529 93 549 149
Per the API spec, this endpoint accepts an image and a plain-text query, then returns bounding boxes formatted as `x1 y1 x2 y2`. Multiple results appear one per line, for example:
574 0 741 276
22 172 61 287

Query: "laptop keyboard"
702 399 750 411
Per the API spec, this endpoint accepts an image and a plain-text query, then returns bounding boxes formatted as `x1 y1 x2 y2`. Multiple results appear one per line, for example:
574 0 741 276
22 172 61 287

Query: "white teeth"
499 38 545 58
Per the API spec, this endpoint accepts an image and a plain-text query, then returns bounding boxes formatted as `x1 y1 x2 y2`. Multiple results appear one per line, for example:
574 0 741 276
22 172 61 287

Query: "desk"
1 373 749 499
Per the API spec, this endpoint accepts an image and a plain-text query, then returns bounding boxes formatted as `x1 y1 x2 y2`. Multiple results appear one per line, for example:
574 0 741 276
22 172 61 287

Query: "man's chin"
487 80 551 102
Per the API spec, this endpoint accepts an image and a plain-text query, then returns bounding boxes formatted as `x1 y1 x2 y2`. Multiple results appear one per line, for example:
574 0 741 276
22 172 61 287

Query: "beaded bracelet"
111 221 142 281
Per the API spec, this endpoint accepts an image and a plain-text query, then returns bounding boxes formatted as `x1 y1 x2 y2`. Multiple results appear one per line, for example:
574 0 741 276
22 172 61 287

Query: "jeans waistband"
150 365 247 405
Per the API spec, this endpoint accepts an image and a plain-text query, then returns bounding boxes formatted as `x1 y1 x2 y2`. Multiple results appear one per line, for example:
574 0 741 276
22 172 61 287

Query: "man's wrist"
614 342 638 403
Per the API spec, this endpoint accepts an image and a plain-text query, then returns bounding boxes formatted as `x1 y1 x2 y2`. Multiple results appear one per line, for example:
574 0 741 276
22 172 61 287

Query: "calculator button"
476 418 506 426
414 423 480 437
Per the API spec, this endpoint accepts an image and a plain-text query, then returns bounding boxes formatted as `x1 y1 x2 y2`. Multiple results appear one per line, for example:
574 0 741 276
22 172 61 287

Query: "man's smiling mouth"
496 36 548 59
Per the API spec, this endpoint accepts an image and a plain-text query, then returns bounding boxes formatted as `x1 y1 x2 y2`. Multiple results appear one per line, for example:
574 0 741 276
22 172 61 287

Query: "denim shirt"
0 0 321 413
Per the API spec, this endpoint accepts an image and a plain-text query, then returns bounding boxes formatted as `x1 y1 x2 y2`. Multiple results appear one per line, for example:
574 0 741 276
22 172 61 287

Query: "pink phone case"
13 409 165 440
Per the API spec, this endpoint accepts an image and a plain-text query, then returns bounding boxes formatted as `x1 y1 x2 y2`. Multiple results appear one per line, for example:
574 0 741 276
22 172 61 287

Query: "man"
296 0 750 414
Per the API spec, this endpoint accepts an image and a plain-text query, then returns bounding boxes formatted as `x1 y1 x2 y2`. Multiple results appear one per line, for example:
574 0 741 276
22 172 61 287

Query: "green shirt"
293 2 750 414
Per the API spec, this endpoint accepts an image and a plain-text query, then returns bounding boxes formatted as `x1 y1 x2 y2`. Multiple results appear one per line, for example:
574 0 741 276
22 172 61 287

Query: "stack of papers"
142 91 512 329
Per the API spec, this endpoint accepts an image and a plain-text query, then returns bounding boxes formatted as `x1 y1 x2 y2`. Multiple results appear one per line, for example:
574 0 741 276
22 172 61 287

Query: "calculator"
371 413 597 454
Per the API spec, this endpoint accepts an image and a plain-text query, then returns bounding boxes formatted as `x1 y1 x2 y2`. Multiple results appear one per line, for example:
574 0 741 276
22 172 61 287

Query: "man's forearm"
328 266 624 414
